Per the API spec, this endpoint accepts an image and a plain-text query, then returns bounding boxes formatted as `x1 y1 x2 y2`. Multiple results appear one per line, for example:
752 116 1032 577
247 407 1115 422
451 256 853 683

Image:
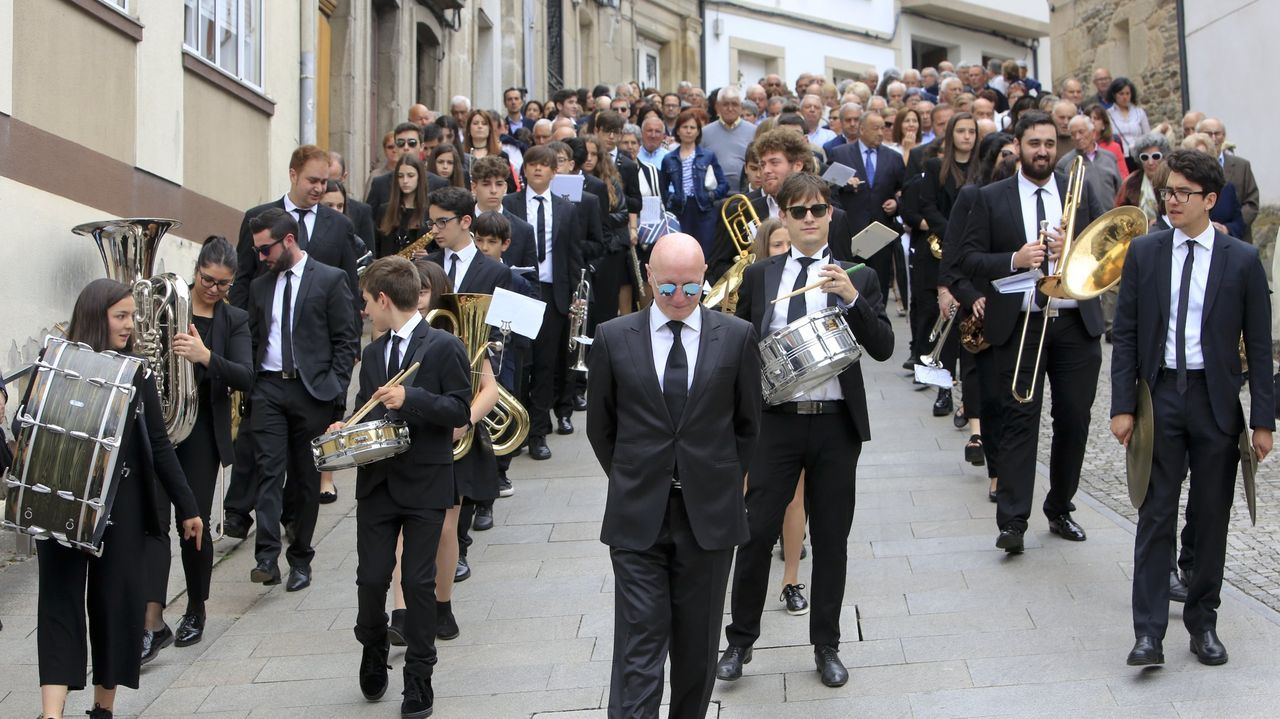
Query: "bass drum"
2 337 145 556
759 306 862 405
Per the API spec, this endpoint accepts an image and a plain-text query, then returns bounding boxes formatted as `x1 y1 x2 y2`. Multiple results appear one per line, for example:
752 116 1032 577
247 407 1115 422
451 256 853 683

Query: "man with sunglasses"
364 122 450 216
718 173 894 688
1111 149 1273 667
586 233 761 719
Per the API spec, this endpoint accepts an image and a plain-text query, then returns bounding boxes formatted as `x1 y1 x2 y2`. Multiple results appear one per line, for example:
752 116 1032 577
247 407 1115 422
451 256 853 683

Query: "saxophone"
397 227 436 258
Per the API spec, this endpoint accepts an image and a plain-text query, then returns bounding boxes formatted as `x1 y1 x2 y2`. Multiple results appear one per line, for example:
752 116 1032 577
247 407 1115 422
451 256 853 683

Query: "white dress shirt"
765 194 781 219
651 304 701 392
261 252 309 371
385 311 424 371
1016 172 1077 310
1164 224 1214 370
444 241 479 291
282 194 318 242
768 246 844 401
525 187 555 283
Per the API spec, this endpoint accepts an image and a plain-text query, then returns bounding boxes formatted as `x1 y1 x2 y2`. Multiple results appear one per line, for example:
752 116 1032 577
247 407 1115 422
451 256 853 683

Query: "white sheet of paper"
993 270 1043 295
914 364 954 388
848 222 900 260
551 174 585 202
821 162 857 187
641 196 664 224
485 287 546 340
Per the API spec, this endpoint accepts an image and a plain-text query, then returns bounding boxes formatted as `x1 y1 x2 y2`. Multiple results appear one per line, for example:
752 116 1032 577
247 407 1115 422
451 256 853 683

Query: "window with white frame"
183 0 263 89
100 0 130 11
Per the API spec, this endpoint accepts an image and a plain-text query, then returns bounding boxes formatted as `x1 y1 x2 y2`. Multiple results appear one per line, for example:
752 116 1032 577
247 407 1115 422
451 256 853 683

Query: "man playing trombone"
955 111 1107 554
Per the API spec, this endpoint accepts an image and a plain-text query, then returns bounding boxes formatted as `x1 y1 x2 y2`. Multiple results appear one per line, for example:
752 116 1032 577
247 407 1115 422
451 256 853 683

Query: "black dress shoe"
1126 635 1164 666
250 560 281 585
86 705 113 719
573 393 588 412
359 641 391 700
1047 513 1087 542
222 513 251 540
285 566 312 592
1190 629 1228 665
814 645 849 687
995 528 1024 554
455 557 471 582
1168 570 1188 603
715 646 752 681
952 406 967 429
902 357 915 371
555 416 574 435
473 505 494 531
498 474 514 497
964 434 985 466
388 609 407 647
401 672 434 719
437 601 460 640
932 388 953 417
140 623 174 665
174 613 205 647
528 436 552 460
319 487 338 504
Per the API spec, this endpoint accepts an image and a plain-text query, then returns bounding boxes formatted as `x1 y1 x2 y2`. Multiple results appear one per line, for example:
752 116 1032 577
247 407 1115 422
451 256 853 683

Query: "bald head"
1182 110 1205 139
409 104 432 126
648 233 706 321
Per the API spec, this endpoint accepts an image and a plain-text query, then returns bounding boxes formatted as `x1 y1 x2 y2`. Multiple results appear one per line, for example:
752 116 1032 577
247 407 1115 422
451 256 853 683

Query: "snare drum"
2 337 145 555
759 306 862 405
311 419 411 471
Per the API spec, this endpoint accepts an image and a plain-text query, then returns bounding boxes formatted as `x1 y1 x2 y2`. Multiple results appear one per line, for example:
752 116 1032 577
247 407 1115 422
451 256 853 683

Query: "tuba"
427 293 530 459
704 194 759 314
74 219 198 443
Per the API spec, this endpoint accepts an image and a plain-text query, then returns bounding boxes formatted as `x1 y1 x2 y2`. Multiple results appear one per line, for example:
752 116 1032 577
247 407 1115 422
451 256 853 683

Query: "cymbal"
1126 380 1154 510
1240 429 1258 526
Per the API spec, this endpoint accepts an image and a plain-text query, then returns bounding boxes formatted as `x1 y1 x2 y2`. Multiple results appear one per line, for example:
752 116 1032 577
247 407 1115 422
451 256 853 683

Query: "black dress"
170 314 220 605
373 205 425 258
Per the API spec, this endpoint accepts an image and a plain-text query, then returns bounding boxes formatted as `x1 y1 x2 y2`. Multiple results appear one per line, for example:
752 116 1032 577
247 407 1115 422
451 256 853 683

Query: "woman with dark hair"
583 134 633 316
375 153 431 257
1105 77 1150 161
522 99 544 124
140 236 254 658
36 279 203 719
887 106 922 157
429 144 467 189
1116 131 1172 226
659 108 729 255
1086 105 1130 180
463 109 516 192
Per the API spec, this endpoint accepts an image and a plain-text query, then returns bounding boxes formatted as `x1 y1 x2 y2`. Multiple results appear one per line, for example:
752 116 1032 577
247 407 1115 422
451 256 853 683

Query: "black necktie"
387 333 401 381
1176 241 1196 394
1033 188 1049 309
448 253 459 285
535 196 547 262
787 257 819 323
281 271 295 375
295 208 310 250
663 320 688 424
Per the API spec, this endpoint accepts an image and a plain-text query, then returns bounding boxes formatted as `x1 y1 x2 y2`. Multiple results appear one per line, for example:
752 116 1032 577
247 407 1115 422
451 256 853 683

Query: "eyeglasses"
784 203 830 220
1138 152 1163 162
395 138 420 148
255 238 284 256
656 282 703 297
424 215 460 230
197 270 233 290
1158 187 1210 204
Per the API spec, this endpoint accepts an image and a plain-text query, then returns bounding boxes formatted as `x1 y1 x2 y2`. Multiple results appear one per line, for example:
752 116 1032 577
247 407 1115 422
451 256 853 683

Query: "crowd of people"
14 56 1273 719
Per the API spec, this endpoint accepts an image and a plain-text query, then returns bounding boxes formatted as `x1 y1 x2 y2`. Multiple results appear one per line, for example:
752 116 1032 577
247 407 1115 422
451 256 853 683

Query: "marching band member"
333 256 471 719
718 173 894 688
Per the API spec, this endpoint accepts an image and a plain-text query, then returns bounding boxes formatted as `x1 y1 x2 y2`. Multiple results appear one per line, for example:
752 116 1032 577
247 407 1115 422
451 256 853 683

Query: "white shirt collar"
1017 171 1057 200
281 194 314 215
447 240 477 265
1173 223 1215 251
527 185 553 203
391 311 423 342
281 251 308 278
650 302 703 335
789 245 830 263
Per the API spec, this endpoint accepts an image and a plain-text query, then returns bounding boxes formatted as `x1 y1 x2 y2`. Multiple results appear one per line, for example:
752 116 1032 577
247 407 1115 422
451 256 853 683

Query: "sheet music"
485 287 546 339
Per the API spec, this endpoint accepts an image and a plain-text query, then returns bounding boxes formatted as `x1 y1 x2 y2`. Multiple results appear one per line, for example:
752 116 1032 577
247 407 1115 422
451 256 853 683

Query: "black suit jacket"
499 209 537 269
954 172 1107 346
501 190 587 314
829 142 906 235
586 307 761 551
364 170 449 216
574 175 610 262
198 301 255 467
735 253 895 442
425 248 512 295
347 198 377 254
614 152 644 215
230 199 361 325
1111 229 1275 435
939 184 984 307
352 321 472 509
247 257 359 403
706 194 855 284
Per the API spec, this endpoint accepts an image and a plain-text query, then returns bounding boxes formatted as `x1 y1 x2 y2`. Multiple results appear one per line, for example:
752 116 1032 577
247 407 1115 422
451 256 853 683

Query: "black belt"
1031 306 1081 319
767 400 844 415
258 370 299 380
1158 368 1205 380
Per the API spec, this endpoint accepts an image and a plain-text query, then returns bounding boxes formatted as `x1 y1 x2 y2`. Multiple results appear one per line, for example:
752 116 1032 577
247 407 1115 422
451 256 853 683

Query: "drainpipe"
1175 0 1190 113
300 1 317 145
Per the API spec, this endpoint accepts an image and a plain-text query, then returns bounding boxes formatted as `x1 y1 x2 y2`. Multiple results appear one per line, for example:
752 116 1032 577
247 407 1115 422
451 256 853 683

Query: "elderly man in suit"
828 112 906 304
588 232 761 719
1111 149 1273 667
1196 118 1260 244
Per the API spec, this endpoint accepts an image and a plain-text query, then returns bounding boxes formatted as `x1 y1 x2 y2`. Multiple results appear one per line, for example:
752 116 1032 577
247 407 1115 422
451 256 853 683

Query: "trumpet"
919 303 959 368
568 269 591 372
703 194 759 313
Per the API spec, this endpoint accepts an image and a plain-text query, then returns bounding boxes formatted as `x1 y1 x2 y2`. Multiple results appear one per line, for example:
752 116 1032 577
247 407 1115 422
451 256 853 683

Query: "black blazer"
195 301 255 467
247 258 359 403
939 184 984 307
586 307 761 551
231 199 361 325
735 253 895 442
347 198 377 254
364 170 449 216
829 142 906 234
501 190 587 314
614 152 644 215
499 209 538 269
706 193 856 284
1110 229 1275 435
581 173 621 259
425 248 512 295
954 172 1108 346
352 321 472 509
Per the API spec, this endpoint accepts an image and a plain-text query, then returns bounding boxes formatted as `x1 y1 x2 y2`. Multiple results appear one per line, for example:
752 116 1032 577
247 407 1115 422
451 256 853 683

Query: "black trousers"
143 414 220 607
609 492 732 719
252 374 330 568
223 405 257 521
354 483 445 679
726 411 861 649
972 346 1004 480
1133 372 1239 638
992 310 1100 532
530 283 574 437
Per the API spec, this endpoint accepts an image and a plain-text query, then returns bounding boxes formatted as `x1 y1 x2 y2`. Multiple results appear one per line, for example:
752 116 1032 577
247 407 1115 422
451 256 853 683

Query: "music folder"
848 222 899 260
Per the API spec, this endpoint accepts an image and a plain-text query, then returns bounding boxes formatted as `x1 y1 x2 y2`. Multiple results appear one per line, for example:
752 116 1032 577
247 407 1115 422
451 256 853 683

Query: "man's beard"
1022 155 1054 181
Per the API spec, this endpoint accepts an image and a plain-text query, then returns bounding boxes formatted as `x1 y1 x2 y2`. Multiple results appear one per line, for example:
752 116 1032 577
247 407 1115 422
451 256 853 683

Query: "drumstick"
346 362 421 426
771 263 866 304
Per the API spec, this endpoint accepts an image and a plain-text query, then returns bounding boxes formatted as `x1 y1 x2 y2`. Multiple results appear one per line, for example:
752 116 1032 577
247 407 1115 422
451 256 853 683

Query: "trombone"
703 194 759 313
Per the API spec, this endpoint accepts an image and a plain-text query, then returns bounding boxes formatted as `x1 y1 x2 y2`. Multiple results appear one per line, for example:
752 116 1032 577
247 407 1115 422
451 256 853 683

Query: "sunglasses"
197 270 233 290
255 238 284 256
1138 152 1163 162
395 138 420 148
656 282 703 297
784 203 830 220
